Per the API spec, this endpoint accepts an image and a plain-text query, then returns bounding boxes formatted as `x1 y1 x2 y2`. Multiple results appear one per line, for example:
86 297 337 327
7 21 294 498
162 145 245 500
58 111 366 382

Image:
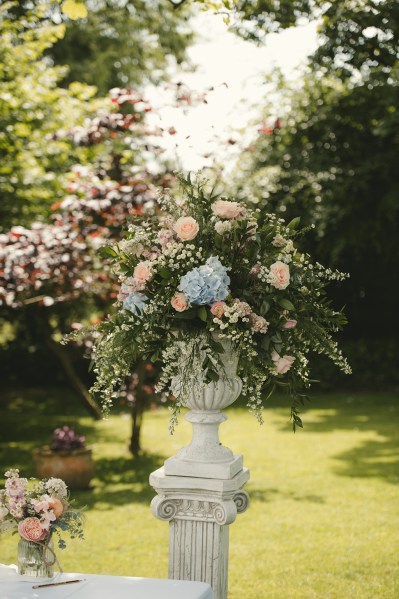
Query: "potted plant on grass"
34 426 94 489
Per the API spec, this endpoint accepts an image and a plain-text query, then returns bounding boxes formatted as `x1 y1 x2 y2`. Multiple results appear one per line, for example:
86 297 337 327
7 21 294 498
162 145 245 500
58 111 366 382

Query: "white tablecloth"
0 565 213 599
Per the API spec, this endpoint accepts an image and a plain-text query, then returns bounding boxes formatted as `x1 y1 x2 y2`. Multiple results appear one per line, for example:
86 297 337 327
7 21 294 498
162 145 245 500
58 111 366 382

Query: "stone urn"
164 335 243 479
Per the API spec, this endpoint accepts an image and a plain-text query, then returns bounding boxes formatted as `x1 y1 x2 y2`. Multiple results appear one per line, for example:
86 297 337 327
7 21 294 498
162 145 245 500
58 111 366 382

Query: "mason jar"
17 537 54 578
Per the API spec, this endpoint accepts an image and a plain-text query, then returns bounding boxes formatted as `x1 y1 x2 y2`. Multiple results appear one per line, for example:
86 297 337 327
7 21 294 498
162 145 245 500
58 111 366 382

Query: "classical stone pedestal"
150 466 249 599
150 336 249 598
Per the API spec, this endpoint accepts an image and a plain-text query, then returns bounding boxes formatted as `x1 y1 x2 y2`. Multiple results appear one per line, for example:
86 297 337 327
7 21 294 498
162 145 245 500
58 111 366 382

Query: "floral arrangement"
75 175 350 429
50 426 86 452
0 469 84 550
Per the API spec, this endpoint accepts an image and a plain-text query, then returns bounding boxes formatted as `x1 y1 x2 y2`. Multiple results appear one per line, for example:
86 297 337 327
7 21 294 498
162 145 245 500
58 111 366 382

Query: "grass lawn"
0 388 398 598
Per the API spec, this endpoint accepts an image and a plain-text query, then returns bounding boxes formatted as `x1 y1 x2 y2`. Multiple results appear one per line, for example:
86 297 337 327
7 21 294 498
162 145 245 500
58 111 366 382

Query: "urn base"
164 453 243 480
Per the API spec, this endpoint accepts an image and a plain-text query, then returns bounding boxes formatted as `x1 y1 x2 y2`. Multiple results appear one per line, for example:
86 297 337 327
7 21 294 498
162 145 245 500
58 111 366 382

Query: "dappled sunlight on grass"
0 388 398 597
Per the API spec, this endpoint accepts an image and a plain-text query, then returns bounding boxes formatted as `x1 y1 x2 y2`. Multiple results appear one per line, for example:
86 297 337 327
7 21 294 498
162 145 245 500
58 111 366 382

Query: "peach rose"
283 319 297 329
269 261 290 290
271 350 295 374
211 199 246 220
133 261 153 286
48 497 63 518
18 517 47 542
210 301 226 318
171 292 188 312
173 217 199 241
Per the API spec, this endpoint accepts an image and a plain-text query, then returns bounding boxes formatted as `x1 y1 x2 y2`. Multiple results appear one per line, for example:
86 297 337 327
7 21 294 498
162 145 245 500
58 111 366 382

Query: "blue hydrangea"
178 256 230 305
123 292 148 315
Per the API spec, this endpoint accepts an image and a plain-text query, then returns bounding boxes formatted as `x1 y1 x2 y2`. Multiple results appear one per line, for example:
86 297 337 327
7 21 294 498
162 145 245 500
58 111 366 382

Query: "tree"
234 0 399 386
1 79 215 448
48 0 193 95
0 84 179 423
0 1 99 229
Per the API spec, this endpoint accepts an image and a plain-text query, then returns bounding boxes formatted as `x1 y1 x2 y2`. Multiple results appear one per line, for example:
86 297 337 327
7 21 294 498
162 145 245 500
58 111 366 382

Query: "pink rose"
271 350 295 374
171 292 188 312
133 261 153 286
269 261 290 290
210 301 226 318
211 199 246 220
173 217 199 241
18 517 47 542
283 319 297 329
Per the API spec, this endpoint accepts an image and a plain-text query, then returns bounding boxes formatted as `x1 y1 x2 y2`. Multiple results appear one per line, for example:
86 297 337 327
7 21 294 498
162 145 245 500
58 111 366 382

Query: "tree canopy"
49 0 193 94
0 1 100 229
234 0 399 385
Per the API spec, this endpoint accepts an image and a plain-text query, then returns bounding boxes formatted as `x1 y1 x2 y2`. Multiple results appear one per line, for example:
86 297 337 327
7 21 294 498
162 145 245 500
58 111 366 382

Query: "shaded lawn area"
0 387 398 598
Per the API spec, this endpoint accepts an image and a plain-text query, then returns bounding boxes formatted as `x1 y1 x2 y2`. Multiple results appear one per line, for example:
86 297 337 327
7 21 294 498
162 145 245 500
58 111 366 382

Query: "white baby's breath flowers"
45 478 68 499
214 220 232 235
272 233 287 248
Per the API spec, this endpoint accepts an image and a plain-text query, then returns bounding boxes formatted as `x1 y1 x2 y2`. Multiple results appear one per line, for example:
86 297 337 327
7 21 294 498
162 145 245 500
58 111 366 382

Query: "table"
0 566 213 599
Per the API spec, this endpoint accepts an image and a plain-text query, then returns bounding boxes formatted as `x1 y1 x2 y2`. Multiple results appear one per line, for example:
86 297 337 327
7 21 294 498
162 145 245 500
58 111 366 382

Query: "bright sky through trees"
146 12 319 171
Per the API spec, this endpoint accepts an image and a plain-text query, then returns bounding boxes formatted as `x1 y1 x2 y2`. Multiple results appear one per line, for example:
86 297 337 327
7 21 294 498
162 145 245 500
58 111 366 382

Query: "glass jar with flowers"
0 469 84 579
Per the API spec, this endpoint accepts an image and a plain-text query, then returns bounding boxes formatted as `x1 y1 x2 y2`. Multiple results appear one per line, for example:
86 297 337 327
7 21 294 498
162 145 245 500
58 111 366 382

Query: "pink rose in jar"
269 261 290 290
173 217 199 241
211 199 246 220
283 319 297 329
171 292 189 312
18 517 47 542
271 350 295 374
210 301 226 318
133 261 153 286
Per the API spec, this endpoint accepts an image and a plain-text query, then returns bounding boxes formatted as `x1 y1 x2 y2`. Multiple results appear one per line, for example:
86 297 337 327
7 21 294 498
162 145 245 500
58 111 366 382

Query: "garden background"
0 1 398 597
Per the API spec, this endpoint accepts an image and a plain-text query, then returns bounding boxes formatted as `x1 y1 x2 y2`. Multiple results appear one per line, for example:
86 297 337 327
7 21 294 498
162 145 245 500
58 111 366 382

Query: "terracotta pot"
34 447 94 489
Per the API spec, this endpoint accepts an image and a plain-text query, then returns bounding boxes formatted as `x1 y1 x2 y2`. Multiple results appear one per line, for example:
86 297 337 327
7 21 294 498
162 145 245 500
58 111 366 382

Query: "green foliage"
0 1 98 228
234 0 399 385
48 0 194 94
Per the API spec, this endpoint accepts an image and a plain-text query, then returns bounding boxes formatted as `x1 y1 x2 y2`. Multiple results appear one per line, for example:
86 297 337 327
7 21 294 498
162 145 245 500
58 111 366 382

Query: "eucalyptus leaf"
158 267 172 279
287 217 301 229
98 246 118 258
198 306 208 322
278 298 295 311
260 300 270 315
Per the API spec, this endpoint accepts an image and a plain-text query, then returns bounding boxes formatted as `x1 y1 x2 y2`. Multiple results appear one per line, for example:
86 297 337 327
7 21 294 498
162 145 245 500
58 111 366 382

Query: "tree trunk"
45 335 101 420
130 396 145 456
129 361 148 455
